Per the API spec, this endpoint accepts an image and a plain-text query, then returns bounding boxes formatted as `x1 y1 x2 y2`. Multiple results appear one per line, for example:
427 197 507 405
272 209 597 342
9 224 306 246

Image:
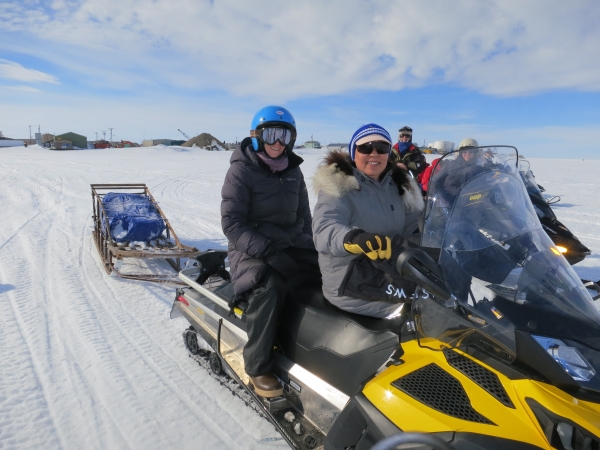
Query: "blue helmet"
250 105 297 151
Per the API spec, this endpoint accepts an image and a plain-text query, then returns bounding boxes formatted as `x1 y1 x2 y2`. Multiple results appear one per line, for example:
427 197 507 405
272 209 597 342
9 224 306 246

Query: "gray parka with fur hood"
312 151 424 318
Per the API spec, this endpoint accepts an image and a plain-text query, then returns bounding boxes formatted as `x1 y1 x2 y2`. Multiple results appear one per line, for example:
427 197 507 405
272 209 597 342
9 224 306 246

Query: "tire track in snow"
78 216 247 450
1 169 161 449
0 262 65 449
0 174 75 449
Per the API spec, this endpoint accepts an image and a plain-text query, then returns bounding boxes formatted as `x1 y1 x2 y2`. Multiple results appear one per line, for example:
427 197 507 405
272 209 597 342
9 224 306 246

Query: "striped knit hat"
348 123 393 160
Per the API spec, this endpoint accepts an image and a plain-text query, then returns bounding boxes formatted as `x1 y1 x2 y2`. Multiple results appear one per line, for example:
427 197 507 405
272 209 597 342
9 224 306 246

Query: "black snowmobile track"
182 329 267 418
182 327 325 450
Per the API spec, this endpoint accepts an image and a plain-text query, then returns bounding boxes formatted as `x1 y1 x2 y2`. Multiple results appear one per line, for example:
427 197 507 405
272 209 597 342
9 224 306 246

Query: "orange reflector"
556 246 568 254
550 247 561 256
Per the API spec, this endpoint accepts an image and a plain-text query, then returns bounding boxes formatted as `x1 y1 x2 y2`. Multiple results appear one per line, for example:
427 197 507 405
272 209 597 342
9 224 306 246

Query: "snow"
0 145 599 449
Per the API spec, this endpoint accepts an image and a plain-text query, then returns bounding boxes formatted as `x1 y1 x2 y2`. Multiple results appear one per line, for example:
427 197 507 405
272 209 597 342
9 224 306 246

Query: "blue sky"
1 0 600 158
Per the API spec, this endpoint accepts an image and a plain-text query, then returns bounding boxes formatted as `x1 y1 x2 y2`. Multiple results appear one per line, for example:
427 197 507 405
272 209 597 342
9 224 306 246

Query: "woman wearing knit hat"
312 123 425 318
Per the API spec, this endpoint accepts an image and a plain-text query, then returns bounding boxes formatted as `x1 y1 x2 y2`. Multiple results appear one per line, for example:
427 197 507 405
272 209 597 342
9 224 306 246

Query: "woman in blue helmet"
221 106 318 398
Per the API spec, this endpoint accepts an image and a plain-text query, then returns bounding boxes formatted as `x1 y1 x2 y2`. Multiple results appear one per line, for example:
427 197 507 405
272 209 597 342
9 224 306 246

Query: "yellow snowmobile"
171 146 600 449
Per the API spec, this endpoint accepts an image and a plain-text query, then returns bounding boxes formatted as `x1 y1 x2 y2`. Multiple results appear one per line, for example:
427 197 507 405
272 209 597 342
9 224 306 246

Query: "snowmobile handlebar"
395 247 451 301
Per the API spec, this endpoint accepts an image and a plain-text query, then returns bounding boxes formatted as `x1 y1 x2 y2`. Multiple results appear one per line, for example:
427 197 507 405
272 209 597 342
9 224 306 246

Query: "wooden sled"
91 183 201 283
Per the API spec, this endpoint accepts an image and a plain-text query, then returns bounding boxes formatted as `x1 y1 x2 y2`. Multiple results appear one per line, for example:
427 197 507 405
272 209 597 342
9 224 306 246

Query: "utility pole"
109 128 113 142
103 131 106 140
29 125 32 141
95 132 98 141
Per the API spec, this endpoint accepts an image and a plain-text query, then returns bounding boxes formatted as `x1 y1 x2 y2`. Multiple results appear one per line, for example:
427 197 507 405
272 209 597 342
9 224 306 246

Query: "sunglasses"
251 127 295 146
356 141 391 155
399 133 411 139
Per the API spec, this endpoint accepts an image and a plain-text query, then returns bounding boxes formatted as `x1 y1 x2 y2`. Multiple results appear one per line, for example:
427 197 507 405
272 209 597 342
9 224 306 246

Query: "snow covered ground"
0 145 598 449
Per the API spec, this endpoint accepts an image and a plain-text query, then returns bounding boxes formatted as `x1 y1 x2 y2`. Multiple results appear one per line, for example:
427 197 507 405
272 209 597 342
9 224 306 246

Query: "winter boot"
250 373 283 398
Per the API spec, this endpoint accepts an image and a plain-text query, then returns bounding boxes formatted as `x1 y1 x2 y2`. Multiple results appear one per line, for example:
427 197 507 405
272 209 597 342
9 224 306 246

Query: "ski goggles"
399 133 412 139
356 141 391 155
251 127 295 146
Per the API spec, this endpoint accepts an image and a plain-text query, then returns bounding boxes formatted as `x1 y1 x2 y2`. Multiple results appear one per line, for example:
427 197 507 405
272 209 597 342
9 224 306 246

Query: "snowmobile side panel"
279 283 402 397
273 352 349 434
325 393 402 450
361 340 600 449
327 395 542 449
172 287 248 382
172 280 351 436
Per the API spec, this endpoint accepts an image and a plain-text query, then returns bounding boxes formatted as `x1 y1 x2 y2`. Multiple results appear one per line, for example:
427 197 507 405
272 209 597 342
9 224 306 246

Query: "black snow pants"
243 248 320 377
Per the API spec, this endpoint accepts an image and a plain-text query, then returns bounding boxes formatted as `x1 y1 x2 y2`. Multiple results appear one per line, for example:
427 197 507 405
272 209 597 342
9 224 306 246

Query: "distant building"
94 140 112 149
142 139 178 147
52 140 74 150
56 132 87 149
304 140 321 149
42 133 54 145
429 141 455 154
326 143 349 151
0 138 25 147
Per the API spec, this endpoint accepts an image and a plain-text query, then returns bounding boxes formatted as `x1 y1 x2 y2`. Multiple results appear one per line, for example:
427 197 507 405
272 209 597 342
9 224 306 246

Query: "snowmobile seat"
278 284 403 397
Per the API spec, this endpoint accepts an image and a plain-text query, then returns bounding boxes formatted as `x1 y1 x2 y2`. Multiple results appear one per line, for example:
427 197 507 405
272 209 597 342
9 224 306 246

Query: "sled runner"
91 183 200 283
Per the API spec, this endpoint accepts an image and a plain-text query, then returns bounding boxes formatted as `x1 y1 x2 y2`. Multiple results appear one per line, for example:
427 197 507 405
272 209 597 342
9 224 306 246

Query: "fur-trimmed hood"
312 150 424 212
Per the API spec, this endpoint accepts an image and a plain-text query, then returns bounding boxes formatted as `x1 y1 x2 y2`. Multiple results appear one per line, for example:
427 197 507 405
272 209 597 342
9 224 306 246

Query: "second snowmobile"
518 159 591 265
171 147 600 449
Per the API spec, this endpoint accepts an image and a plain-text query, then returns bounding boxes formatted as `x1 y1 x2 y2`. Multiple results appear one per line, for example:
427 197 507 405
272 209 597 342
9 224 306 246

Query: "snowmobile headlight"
555 245 568 254
532 335 596 382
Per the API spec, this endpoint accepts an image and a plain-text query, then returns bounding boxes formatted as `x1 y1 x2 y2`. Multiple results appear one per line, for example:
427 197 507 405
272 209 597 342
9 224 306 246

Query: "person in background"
312 123 424 318
221 105 319 398
438 138 485 200
420 157 441 194
390 126 429 181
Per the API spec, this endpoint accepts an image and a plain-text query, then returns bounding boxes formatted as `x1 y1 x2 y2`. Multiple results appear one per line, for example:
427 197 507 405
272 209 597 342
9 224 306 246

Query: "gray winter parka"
221 138 314 295
312 151 424 318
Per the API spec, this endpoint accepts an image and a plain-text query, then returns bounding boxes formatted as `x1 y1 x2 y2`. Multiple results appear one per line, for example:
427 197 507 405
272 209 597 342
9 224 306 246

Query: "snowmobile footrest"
262 396 290 413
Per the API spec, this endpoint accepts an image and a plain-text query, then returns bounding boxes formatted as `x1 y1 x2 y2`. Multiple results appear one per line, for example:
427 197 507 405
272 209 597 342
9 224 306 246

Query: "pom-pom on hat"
348 123 393 160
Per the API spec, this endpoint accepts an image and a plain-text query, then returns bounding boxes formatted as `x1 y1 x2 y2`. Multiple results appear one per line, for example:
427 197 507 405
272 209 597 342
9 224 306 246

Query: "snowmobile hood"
416 146 600 396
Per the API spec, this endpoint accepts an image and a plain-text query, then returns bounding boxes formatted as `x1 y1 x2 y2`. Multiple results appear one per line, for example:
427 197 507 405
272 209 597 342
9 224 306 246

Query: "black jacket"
390 143 429 177
437 155 487 201
221 138 314 295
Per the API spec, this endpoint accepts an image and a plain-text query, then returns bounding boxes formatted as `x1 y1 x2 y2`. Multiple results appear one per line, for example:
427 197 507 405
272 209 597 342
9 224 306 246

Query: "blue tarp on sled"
102 193 166 243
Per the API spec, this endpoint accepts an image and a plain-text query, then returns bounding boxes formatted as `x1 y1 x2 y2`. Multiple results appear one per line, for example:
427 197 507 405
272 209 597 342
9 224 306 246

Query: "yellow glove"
343 230 392 260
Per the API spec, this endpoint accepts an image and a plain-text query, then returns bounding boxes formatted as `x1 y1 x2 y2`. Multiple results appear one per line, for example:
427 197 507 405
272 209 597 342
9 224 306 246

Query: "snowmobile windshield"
421 147 520 249
415 147 600 361
518 159 555 219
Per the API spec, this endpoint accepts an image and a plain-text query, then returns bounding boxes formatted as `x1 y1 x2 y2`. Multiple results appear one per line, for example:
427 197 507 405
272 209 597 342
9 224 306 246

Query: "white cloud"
0 59 59 84
1 0 599 99
6 85 43 93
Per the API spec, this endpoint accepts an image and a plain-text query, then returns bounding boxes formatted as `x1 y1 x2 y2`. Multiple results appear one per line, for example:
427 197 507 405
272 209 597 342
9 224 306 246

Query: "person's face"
461 149 477 163
263 141 285 158
354 141 389 180
399 133 411 143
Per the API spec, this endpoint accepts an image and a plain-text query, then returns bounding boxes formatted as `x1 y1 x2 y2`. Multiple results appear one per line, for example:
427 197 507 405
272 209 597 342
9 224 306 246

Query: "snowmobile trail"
0 264 65 449
78 201 283 448
79 240 242 449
